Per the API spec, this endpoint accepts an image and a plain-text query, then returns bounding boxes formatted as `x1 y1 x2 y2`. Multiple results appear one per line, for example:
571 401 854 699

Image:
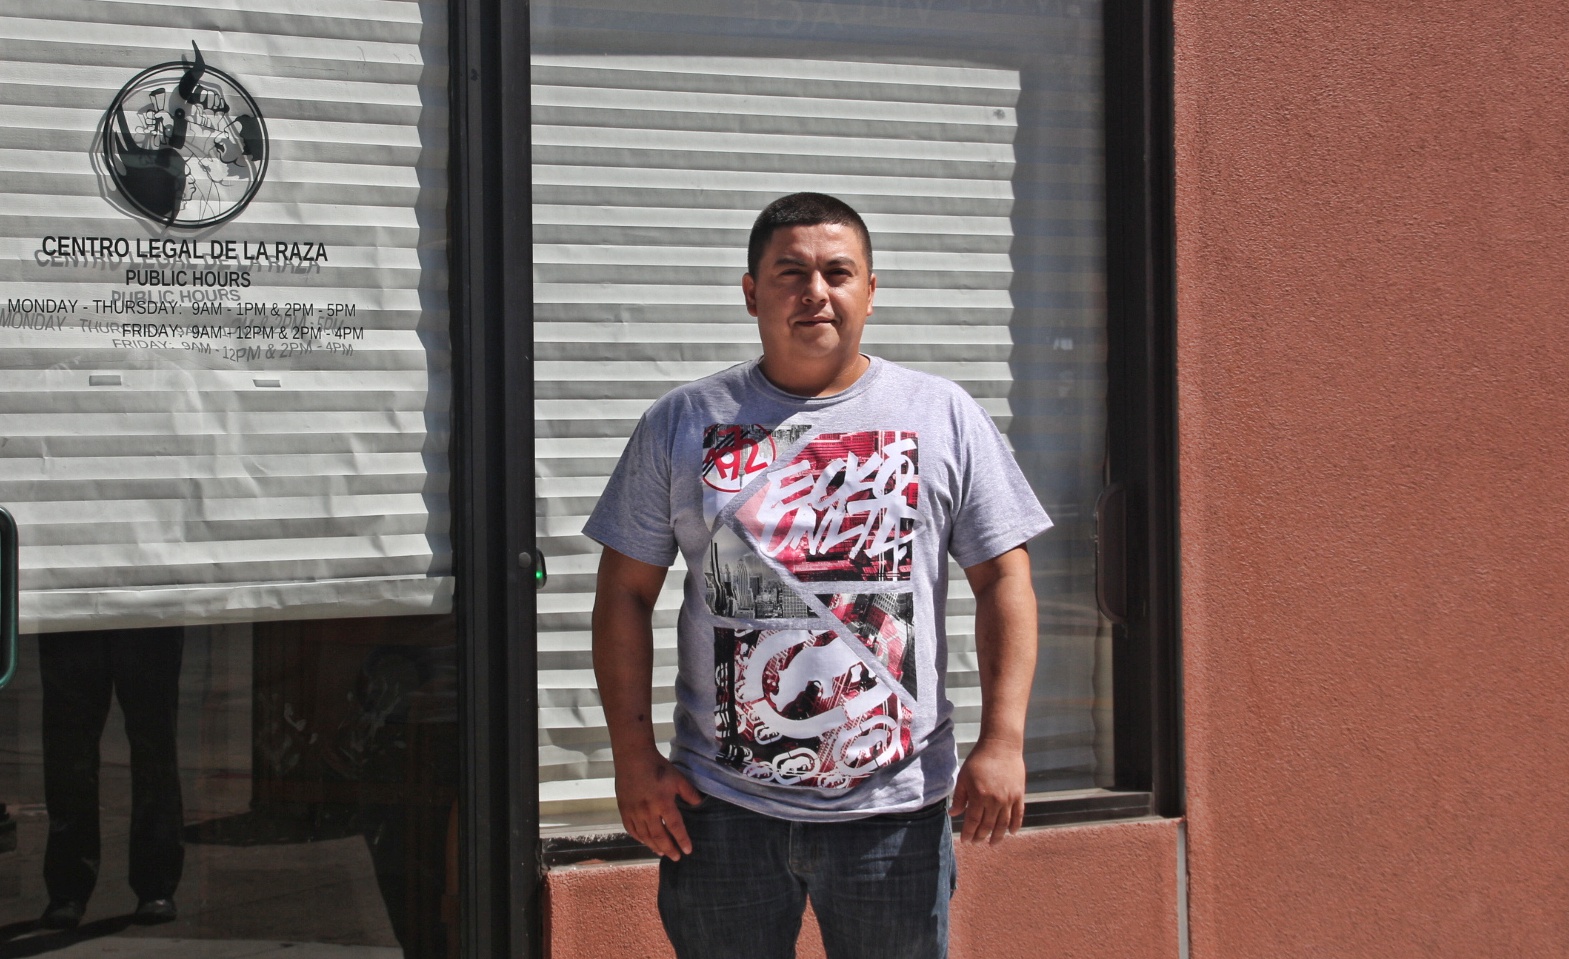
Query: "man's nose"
803 271 829 304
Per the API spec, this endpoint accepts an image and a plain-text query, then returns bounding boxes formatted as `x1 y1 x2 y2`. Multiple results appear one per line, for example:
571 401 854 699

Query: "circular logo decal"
101 43 268 229
702 426 778 492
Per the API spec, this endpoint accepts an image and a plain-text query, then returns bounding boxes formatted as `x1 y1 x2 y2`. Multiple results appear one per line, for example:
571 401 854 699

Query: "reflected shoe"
133 898 177 924
40 899 85 929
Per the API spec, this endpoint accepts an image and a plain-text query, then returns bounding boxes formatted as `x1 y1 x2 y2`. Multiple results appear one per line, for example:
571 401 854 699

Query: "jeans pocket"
674 791 712 812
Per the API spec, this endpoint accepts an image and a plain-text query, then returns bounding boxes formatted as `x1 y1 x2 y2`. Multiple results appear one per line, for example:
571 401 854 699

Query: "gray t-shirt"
584 356 1052 820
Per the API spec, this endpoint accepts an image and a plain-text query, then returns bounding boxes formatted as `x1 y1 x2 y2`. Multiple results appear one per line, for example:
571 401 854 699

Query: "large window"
0 4 461 949
529 0 1130 834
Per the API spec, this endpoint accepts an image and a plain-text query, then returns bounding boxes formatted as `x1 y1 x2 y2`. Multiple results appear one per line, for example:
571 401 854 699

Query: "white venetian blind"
0 0 452 632
532 0 1108 830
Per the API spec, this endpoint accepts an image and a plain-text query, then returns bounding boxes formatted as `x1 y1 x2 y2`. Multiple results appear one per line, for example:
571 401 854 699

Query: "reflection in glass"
0 2 458 952
0 618 456 955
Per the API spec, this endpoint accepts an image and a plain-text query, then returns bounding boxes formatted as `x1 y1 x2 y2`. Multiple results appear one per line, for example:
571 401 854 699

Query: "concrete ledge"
546 816 1182 959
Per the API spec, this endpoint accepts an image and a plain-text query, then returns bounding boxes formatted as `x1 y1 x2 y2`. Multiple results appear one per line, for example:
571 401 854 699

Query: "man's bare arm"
592 546 702 859
950 545 1038 844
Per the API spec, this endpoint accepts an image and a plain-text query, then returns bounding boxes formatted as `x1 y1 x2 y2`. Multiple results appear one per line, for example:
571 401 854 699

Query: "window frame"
450 0 541 956
529 0 1180 868
1102 0 1182 817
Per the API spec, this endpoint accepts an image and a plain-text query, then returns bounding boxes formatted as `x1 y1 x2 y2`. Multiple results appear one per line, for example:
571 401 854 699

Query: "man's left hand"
951 546 1036 845
950 737 1026 844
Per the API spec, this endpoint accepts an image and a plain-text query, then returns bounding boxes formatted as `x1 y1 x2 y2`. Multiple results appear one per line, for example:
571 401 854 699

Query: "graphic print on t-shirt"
706 427 920 790
732 430 918 581
704 525 809 618
816 592 918 698
701 423 812 527
715 626 913 788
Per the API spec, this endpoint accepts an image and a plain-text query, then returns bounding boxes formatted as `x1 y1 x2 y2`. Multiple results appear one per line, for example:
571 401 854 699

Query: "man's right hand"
615 747 702 860
593 547 697 858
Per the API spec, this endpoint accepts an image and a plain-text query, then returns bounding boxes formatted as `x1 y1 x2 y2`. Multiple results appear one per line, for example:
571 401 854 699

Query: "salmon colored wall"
1173 3 1569 957
546 818 1180 959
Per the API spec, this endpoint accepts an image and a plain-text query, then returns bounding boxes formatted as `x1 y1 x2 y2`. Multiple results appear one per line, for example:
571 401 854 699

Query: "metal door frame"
450 0 539 955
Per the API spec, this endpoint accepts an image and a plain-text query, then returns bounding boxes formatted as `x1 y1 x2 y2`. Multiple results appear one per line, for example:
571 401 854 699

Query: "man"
587 193 1051 959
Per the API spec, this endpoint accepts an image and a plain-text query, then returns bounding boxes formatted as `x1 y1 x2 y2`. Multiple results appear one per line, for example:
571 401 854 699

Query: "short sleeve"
947 394 1053 568
582 407 680 568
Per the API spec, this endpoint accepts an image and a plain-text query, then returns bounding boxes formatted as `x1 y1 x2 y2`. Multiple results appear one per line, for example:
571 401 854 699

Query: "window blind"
0 0 452 633
533 0 1108 830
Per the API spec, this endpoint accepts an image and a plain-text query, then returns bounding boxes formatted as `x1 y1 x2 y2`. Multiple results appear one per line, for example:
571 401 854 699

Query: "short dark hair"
746 192 873 277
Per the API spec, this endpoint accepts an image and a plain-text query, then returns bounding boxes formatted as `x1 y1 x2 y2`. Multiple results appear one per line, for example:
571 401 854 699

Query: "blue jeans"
658 794 955 959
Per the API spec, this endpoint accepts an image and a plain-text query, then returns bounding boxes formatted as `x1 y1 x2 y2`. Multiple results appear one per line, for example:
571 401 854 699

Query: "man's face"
743 222 876 380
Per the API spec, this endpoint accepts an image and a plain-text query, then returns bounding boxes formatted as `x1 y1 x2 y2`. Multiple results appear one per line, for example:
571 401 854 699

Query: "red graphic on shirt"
732 431 919 582
715 626 912 790
702 425 777 493
818 592 918 697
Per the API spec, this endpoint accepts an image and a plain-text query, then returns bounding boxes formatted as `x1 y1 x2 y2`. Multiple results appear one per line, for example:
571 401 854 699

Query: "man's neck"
759 353 870 398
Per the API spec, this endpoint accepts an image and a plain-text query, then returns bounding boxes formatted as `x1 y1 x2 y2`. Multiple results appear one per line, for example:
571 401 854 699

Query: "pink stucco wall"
1173 2 1569 956
545 818 1180 959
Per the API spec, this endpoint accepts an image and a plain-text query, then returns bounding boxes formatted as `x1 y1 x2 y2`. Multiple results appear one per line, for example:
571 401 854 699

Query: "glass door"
0 3 460 955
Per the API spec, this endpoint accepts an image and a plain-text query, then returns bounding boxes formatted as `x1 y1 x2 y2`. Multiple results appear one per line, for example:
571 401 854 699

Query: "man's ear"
866 272 876 317
741 272 758 317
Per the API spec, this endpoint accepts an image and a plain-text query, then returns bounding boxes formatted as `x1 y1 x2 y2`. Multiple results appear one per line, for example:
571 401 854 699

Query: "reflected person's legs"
362 802 454 959
110 627 185 902
39 631 116 905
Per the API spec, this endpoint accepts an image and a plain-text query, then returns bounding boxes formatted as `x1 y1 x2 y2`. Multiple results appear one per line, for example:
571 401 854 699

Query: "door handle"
518 549 547 590
0 506 17 690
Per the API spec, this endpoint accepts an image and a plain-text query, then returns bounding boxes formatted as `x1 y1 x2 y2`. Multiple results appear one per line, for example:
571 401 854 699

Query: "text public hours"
126 268 251 288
